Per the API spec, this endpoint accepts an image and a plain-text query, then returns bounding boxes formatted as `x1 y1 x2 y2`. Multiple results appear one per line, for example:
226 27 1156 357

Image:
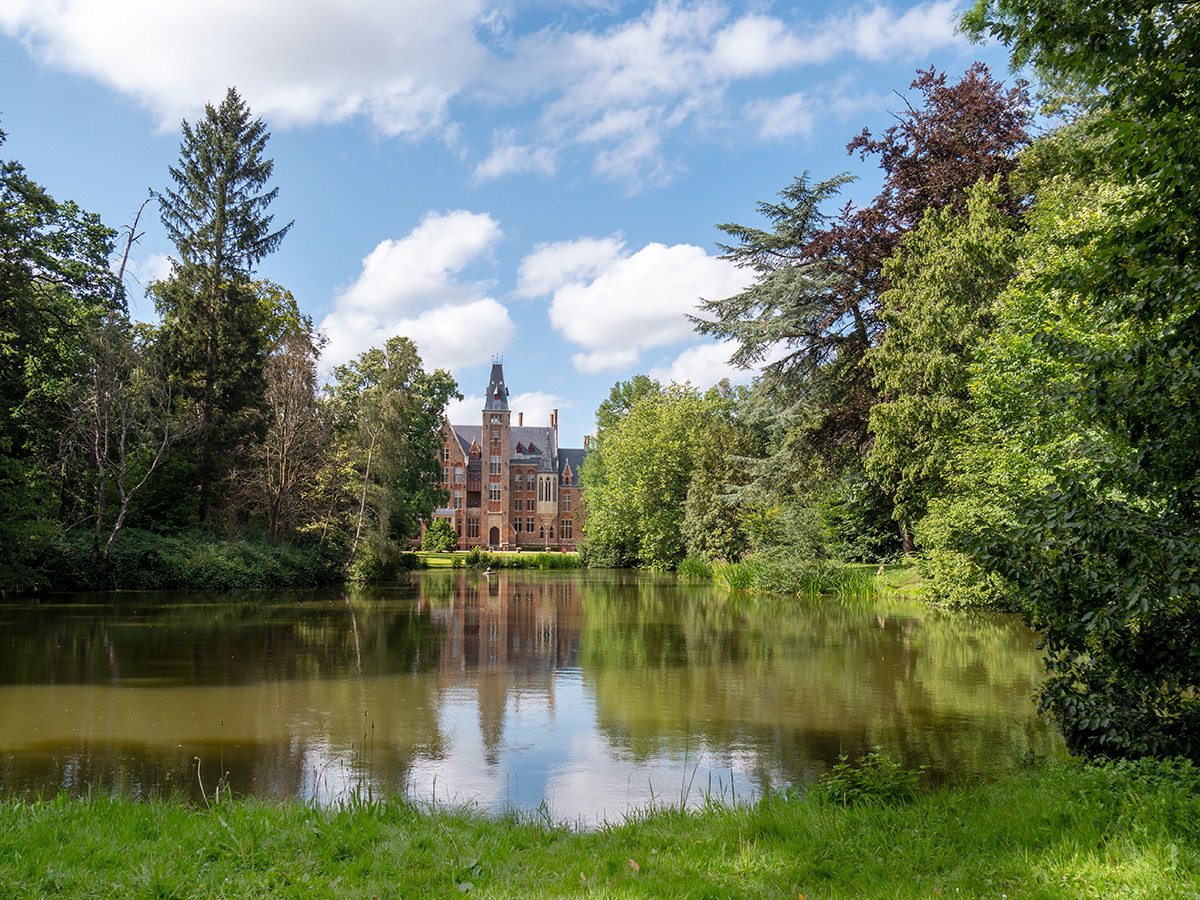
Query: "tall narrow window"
454 490 462 509
563 493 571 512
489 484 502 502
455 467 463 483
443 467 449 482
527 516 535 532
490 455 501 474
561 520 572 540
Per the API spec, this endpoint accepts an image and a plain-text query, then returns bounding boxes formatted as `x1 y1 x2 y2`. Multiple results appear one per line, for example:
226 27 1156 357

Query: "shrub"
421 519 458 553
38 529 347 590
348 538 418 582
808 749 924 806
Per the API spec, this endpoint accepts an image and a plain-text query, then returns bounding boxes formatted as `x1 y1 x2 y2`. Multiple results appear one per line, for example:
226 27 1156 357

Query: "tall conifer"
153 88 292 526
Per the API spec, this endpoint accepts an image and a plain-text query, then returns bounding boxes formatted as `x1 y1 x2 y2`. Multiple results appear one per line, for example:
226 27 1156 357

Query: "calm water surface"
0 569 1062 822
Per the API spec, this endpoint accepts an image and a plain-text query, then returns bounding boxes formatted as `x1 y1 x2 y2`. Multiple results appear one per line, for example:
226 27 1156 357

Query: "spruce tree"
153 88 292 526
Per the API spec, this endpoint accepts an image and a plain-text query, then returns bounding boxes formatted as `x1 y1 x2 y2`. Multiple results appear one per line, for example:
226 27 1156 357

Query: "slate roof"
483 361 510 411
448 362 587 481
558 448 586 486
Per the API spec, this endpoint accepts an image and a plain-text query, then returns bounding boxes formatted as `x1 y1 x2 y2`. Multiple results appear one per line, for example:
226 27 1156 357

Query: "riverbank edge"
18 530 589 592
2 759 1196 899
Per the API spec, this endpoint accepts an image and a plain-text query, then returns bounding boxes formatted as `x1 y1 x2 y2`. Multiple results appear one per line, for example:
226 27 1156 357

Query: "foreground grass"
2 760 1198 899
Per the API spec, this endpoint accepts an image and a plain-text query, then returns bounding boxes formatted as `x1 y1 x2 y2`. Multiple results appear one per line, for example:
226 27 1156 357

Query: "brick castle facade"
429 360 587 551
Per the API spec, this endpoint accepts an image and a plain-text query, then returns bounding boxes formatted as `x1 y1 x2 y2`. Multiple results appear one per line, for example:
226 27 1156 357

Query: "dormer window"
515 442 523 454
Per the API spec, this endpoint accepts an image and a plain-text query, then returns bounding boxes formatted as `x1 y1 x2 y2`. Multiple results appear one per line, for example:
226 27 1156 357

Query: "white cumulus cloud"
648 340 749 388
2 0 971 188
510 391 571 429
517 236 750 374
0 0 486 135
320 210 514 370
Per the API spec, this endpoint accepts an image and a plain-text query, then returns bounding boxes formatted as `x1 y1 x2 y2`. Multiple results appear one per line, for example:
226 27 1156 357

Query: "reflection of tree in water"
0 587 451 801
577 577 1060 789
0 586 446 686
0 575 1060 804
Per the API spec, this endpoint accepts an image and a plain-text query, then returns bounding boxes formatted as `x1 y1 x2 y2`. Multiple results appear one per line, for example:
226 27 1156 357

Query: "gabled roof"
559 448 586 485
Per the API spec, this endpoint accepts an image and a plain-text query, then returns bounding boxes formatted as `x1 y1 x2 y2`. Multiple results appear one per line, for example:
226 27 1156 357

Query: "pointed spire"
484 357 509 411
538 423 559 473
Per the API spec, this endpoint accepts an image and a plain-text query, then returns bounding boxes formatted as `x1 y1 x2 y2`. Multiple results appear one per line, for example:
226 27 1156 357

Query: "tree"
866 178 1022 536
582 383 716 569
69 319 187 564
963 0 1200 758
692 65 1032 485
237 325 330 540
153 87 292 526
422 519 458 553
1 124 117 585
327 336 459 570
681 385 760 562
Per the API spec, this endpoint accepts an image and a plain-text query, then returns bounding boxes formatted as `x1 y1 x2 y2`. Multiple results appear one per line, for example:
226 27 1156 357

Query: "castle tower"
482 358 511 549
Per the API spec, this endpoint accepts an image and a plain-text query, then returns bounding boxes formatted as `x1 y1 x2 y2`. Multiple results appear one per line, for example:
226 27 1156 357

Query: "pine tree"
153 88 292 526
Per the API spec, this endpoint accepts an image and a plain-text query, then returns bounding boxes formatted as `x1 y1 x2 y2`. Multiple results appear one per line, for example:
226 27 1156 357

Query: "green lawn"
2 759 1197 899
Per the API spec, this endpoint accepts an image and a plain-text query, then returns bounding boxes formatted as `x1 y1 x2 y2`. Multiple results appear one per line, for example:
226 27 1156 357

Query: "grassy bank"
679 551 920 600
2 759 1197 898
415 549 582 570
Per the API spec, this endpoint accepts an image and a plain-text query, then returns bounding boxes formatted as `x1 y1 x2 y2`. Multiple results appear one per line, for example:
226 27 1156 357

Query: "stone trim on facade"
425 361 586 551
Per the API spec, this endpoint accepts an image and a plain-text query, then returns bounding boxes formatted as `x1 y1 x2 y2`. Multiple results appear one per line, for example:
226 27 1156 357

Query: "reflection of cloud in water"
544 728 764 826
0 572 1063 814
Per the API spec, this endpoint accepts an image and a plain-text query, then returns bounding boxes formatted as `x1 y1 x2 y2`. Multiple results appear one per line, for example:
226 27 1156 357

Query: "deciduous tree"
0 124 117 585
964 0 1200 759
326 336 459 570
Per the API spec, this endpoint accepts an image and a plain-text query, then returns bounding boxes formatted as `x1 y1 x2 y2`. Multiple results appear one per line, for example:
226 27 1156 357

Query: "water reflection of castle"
418 571 584 764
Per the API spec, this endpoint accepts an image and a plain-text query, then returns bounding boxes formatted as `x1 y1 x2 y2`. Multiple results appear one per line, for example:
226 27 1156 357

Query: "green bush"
807 749 924 806
421 519 458 553
37 529 347 590
347 538 419 582
818 473 904 563
916 494 1011 607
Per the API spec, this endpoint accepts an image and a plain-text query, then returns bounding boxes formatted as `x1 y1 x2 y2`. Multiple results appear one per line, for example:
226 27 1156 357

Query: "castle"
429 360 587 551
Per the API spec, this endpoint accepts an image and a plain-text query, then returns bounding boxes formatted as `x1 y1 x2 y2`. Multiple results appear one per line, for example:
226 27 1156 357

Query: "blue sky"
1 0 1014 448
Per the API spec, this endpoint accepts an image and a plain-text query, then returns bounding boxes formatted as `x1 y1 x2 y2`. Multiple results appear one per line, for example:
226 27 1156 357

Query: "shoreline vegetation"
1 757 1196 899
677 554 925 602
16 533 588 592
21 531 912 594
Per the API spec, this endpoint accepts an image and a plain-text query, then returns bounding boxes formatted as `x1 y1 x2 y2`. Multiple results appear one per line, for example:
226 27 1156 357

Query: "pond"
0 569 1062 823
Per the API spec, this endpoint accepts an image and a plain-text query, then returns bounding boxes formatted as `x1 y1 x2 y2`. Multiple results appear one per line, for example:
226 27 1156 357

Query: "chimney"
584 435 590 450
518 412 523 426
551 409 558 428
